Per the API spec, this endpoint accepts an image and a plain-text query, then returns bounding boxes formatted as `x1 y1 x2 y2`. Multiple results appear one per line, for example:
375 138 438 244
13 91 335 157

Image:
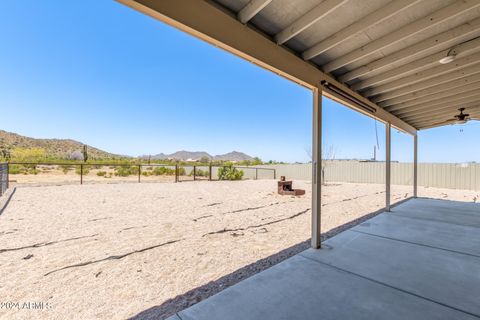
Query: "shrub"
96 171 107 177
75 166 90 175
114 166 139 177
60 165 74 174
189 168 209 177
218 166 244 180
152 167 174 176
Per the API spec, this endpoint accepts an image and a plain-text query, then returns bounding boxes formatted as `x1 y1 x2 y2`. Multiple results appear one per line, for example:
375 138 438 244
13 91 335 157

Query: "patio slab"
167 198 480 320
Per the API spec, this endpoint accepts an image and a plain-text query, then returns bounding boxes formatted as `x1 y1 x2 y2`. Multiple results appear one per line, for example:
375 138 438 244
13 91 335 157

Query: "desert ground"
0 180 478 320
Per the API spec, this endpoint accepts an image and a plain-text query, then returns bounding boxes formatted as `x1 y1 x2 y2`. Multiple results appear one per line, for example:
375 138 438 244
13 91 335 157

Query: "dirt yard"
0 180 478 319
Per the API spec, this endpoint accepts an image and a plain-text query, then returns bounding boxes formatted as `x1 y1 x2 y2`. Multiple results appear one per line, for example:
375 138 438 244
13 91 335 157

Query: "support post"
193 166 196 181
80 164 83 185
138 165 141 183
311 86 322 249
386 123 391 211
414 134 418 198
209 164 212 181
273 169 276 180
255 168 258 180
175 164 179 183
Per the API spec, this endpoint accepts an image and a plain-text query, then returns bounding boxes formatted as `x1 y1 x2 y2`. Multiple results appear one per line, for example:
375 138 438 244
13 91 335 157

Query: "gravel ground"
0 180 477 320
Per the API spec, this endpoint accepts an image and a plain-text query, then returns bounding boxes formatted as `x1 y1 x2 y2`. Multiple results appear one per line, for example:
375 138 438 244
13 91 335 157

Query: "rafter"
237 0 272 24
371 63 480 102
352 37 480 91
378 73 480 108
322 0 480 73
275 0 347 45
339 17 480 82
302 0 420 60
364 51 480 97
396 93 480 119
385 82 480 112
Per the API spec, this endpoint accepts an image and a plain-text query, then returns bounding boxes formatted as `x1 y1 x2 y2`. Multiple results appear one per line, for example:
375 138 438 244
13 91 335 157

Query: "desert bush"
96 171 107 177
218 166 244 180
189 168 209 177
8 164 38 175
152 166 175 176
60 165 74 174
114 166 139 177
75 166 90 175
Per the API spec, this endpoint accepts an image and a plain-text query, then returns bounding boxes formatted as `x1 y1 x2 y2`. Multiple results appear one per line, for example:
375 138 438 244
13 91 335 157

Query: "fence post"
138 165 141 183
175 164 179 183
6 162 9 189
209 164 212 181
255 168 258 180
80 164 83 185
193 165 196 181
274 169 276 180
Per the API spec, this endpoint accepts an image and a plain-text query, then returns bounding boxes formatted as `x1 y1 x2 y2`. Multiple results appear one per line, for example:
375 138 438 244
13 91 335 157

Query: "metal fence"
0 163 8 196
7 162 276 185
254 161 480 191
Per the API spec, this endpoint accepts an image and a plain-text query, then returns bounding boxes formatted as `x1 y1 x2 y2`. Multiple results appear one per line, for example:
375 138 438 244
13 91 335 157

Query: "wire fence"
6 162 276 186
0 163 8 196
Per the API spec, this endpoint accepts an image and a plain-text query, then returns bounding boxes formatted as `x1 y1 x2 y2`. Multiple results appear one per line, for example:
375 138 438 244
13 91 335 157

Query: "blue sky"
0 0 479 163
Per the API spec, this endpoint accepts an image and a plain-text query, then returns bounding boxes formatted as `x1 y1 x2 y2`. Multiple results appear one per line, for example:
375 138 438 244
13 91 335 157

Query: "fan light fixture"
439 48 457 64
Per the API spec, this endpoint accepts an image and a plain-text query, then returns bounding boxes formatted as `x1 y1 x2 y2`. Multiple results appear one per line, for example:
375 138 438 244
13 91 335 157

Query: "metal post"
175 164 178 183
209 164 212 181
414 134 418 198
193 165 196 181
6 162 9 189
386 123 391 211
274 169 276 180
138 165 141 183
255 168 258 180
311 86 322 249
80 164 83 185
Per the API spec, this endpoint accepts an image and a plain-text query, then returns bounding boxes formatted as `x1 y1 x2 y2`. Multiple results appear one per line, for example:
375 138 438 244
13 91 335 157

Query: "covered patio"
116 0 480 318
167 198 480 320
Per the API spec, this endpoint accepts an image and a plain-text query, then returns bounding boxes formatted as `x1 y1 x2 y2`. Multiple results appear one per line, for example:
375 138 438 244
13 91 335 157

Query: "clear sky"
1 0 479 163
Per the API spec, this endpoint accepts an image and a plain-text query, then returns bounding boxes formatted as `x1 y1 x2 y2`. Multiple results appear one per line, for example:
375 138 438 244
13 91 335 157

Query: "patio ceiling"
118 0 480 132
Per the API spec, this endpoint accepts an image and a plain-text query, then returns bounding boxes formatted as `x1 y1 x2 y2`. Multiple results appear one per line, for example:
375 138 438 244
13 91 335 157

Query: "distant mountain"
146 150 254 162
0 130 121 159
214 151 253 162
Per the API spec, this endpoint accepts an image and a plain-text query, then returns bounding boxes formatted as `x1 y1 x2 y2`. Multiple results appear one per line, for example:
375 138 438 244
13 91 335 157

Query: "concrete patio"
167 198 480 320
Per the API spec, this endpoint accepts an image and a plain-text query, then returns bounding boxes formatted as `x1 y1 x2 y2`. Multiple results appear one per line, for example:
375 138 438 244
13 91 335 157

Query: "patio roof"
118 0 480 131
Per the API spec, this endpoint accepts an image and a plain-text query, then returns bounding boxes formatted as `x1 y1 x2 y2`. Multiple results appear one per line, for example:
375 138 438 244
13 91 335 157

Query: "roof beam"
378 73 480 108
411 107 480 128
364 51 480 97
409 107 480 126
351 36 480 91
385 82 480 112
396 93 480 119
371 63 480 102
322 0 480 73
339 17 480 83
275 0 347 45
237 0 272 24
302 0 420 60
116 0 416 135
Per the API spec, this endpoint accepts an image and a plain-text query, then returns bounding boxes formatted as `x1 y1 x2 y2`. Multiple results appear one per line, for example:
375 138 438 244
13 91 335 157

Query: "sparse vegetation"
218 166 244 180
96 171 107 177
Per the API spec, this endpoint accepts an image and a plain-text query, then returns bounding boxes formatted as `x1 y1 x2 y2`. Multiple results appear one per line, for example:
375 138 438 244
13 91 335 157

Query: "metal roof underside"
214 0 480 130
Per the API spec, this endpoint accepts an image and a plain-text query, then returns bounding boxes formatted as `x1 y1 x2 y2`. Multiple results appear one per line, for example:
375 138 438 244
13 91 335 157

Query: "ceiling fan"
432 108 480 127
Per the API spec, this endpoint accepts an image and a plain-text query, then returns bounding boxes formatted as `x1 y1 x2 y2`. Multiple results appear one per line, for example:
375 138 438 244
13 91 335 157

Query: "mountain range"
144 150 253 162
0 130 254 162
